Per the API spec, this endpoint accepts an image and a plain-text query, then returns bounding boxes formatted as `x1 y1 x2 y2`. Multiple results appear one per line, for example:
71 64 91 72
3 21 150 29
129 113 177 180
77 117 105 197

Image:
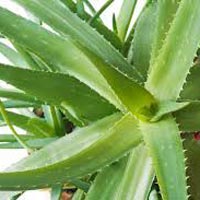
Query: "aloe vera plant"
0 0 200 199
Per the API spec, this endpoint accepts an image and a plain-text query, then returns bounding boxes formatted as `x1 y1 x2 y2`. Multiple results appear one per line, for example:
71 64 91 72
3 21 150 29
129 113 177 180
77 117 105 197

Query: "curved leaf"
0 113 142 190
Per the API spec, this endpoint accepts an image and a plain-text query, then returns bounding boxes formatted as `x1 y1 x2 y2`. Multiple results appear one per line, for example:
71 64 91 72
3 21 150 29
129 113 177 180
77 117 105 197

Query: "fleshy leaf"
86 145 154 200
128 1 157 80
140 116 187 200
146 0 200 101
14 0 144 82
0 64 116 124
0 113 142 190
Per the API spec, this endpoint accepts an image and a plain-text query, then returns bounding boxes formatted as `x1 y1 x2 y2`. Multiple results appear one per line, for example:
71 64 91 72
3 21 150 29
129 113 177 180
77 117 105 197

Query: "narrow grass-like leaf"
0 7 120 108
117 0 137 41
0 64 116 124
0 113 142 190
140 116 187 200
128 2 157 80
51 185 62 200
146 0 200 101
14 0 143 82
0 42 27 68
0 134 36 143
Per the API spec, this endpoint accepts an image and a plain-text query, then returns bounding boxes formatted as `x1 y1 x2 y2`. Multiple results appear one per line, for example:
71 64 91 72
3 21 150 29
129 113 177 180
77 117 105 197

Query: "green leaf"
0 134 36 143
0 111 54 137
128 2 157 80
180 64 200 100
0 7 120 108
0 87 42 105
72 189 85 200
80 50 156 120
51 185 62 200
182 133 200 200
0 137 57 149
0 113 142 190
174 102 200 132
149 190 159 200
14 0 143 82
150 0 180 66
146 0 200 101
151 101 189 122
59 0 122 50
0 64 116 124
86 145 154 200
0 42 27 68
3 100 36 109
140 116 187 200
117 0 137 41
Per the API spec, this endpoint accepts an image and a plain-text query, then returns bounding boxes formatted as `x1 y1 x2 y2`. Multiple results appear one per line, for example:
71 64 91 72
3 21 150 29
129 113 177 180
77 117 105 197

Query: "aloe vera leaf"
0 64 116 124
76 0 85 18
0 137 57 149
85 156 129 200
0 8 120 108
140 116 187 200
59 0 121 50
87 145 154 200
151 101 189 122
174 102 200 132
117 0 137 41
3 100 36 108
150 0 180 66
51 185 62 200
149 190 159 200
14 0 143 82
43 106 65 137
114 145 154 200
81 49 156 120
180 64 200 100
72 189 85 200
0 113 142 190
0 87 42 105
128 2 157 80
0 134 36 143
182 133 200 200
0 111 54 137
146 0 200 101
0 42 27 68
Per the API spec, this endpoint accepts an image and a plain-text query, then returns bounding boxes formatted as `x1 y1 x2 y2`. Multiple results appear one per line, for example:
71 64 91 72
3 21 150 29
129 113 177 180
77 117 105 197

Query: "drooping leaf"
14 0 144 82
140 116 187 200
146 0 200 101
0 113 142 190
0 64 116 125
